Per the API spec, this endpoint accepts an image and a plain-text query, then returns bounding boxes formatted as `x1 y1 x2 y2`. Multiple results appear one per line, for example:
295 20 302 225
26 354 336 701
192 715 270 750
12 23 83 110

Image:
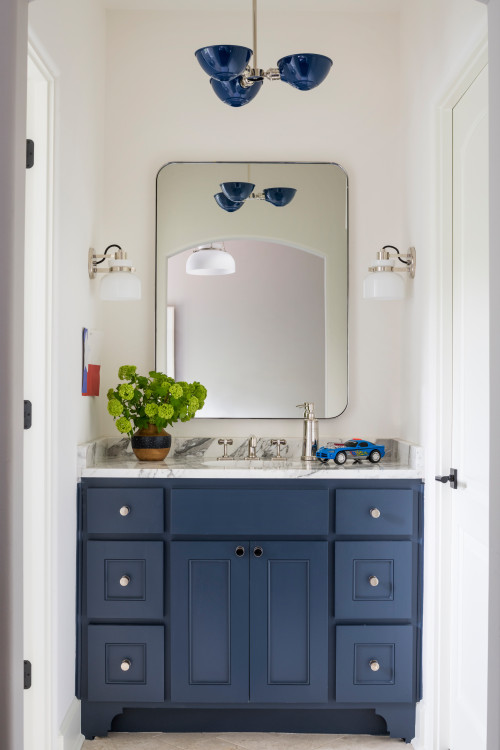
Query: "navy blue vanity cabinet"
77 478 423 744
170 540 328 704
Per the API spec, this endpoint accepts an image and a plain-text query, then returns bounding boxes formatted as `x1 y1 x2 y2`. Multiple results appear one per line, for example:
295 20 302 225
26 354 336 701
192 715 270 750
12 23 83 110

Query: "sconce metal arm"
369 246 416 279
88 244 135 279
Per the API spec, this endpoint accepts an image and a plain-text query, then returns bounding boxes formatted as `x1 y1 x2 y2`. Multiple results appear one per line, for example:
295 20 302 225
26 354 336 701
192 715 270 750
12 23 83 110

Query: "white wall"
27 0 107 735
100 7 407 440
398 1 487 748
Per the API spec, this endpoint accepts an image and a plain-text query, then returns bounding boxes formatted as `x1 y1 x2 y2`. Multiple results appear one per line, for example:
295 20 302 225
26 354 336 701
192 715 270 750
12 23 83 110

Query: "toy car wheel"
369 450 381 463
334 451 347 465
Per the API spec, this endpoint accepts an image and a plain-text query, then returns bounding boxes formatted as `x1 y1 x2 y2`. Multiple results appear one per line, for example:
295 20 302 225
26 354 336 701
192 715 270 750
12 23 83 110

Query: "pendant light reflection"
214 183 297 212
186 243 236 276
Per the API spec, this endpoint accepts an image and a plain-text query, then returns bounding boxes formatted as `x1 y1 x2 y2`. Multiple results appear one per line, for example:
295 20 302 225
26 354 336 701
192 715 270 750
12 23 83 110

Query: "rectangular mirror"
156 162 348 419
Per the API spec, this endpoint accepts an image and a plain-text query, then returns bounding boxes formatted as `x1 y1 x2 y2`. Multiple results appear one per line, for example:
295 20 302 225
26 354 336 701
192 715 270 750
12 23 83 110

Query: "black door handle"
435 468 458 489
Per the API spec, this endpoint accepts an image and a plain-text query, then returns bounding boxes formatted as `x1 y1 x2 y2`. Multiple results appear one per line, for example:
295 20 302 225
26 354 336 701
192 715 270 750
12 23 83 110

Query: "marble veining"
78 436 423 479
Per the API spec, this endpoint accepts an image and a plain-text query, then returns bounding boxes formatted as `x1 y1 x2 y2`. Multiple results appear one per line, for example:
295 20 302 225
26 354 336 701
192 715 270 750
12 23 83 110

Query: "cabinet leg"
374 704 416 743
81 702 125 740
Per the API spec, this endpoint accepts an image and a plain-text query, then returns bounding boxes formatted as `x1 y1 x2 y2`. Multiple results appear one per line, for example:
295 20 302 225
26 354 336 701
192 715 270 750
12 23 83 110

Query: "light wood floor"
82 732 411 749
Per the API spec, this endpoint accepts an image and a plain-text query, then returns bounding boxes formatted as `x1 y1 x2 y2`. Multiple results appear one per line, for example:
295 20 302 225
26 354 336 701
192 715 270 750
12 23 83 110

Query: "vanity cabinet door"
250 541 329 703
170 541 250 703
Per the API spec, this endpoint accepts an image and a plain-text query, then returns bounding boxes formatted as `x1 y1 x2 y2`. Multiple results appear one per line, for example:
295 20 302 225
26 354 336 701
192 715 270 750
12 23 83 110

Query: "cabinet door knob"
369 659 380 672
253 546 263 558
368 575 379 587
120 659 132 672
119 505 131 516
120 575 131 587
369 507 381 519
235 546 245 557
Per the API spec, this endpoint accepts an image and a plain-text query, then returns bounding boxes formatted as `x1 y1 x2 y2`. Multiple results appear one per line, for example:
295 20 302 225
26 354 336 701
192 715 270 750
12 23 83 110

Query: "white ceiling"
104 0 401 12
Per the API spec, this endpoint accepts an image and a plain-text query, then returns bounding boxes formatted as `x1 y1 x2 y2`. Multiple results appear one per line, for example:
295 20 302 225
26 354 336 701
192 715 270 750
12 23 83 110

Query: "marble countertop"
78 437 424 480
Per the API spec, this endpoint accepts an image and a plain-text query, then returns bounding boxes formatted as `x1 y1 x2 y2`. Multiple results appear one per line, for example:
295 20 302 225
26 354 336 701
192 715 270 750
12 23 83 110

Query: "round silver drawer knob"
120 659 132 672
369 507 381 519
368 575 379 587
369 659 380 672
119 505 131 517
120 575 131 587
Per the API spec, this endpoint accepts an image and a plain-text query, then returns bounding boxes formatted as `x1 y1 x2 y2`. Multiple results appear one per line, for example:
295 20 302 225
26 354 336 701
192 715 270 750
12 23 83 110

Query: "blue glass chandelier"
195 0 333 107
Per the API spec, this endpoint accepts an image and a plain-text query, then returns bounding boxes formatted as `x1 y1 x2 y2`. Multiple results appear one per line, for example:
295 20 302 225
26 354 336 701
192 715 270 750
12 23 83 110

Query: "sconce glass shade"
195 45 253 81
210 76 264 107
99 258 142 301
263 187 297 207
278 53 333 91
363 259 405 300
220 182 255 202
186 245 236 276
214 192 244 212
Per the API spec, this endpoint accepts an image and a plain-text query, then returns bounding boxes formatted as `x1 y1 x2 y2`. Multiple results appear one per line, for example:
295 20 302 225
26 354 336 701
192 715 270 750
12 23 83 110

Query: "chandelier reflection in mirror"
214 182 297 212
185 242 236 276
195 0 333 107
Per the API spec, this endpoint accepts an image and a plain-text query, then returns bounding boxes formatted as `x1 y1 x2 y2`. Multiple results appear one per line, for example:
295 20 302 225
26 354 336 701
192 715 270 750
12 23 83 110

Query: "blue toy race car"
316 439 385 465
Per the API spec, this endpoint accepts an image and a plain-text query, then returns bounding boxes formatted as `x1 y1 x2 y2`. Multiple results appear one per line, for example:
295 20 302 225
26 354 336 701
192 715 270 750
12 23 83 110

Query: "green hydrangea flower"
158 403 174 420
118 383 135 400
118 365 136 380
115 416 132 434
169 383 183 399
107 388 115 399
145 403 158 418
107 398 123 417
188 396 199 412
194 384 207 401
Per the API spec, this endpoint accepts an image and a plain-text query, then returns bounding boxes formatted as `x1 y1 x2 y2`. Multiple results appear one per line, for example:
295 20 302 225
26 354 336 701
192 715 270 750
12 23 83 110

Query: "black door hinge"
24 400 32 430
24 660 32 689
26 139 34 169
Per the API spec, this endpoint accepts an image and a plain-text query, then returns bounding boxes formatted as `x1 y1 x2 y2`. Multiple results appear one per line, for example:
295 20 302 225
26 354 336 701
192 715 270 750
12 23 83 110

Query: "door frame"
24 40 55 750
433 40 488 750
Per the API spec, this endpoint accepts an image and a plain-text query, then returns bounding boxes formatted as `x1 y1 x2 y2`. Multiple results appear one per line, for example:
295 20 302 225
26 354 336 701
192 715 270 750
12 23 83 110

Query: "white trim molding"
58 698 84 750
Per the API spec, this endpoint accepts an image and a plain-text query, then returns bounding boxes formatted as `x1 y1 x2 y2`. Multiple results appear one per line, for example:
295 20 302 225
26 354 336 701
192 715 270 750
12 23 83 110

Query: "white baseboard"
58 698 84 750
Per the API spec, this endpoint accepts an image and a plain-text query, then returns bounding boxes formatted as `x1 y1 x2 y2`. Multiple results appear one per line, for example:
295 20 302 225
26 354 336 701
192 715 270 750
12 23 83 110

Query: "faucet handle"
217 438 234 460
271 438 287 460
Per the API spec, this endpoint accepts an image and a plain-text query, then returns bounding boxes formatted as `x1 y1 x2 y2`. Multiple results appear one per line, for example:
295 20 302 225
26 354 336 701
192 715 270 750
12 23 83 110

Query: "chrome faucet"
297 402 319 461
245 434 258 460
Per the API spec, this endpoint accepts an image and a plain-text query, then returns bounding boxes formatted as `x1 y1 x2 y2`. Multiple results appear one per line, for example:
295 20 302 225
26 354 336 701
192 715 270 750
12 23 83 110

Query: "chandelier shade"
220 182 255 202
263 187 297 207
210 76 264 107
214 192 244 212
195 45 253 81
277 53 333 91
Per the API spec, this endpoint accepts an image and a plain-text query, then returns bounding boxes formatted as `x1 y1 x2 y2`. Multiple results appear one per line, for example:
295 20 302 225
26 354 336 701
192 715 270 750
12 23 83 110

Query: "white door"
448 64 489 750
24 50 54 750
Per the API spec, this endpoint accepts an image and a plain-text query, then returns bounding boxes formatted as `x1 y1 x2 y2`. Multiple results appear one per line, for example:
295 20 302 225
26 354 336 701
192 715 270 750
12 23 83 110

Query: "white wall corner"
58 698 84 750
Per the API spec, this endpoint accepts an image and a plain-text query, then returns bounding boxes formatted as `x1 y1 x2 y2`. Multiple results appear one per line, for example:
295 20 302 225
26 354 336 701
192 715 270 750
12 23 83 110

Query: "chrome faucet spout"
245 434 258 460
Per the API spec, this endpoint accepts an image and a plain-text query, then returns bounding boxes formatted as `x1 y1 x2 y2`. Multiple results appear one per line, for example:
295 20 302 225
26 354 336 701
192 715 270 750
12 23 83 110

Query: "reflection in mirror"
168 240 325 418
156 162 348 419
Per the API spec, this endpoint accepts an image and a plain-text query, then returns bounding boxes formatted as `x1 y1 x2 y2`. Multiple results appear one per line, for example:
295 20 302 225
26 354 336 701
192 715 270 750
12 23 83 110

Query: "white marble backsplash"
78 436 424 480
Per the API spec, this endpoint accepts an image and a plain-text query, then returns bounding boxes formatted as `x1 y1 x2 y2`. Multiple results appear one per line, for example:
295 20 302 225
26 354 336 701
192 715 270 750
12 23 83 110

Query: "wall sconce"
88 244 141 301
363 245 416 300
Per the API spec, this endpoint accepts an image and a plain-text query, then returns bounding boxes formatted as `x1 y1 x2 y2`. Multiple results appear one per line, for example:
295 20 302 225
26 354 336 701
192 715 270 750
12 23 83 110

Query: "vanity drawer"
336 625 415 703
87 624 164 702
86 541 164 619
334 541 416 620
335 489 417 537
170 489 329 536
86 488 164 534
